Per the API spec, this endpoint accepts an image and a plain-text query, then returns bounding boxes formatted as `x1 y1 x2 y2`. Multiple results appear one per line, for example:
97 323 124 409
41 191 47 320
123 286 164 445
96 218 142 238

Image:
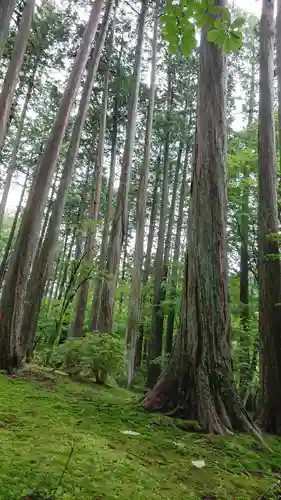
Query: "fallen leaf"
120 430 140 435
192 459 206 469
173 441 185 449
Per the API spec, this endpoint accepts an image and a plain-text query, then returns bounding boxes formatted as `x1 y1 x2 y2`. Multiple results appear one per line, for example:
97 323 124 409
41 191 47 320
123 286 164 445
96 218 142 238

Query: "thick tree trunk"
20 0 113 355
166 142 190 354
147 66 172 388
126 0 159 386
90 37 123 332
0 0 35 153
97 0 148 333
0 0 17 60
258 0 281 433
0 0 105 370
144 3 259 437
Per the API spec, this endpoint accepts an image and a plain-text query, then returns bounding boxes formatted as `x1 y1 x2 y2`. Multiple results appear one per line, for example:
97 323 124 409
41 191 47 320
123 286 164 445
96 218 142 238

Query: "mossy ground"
0 370 281 499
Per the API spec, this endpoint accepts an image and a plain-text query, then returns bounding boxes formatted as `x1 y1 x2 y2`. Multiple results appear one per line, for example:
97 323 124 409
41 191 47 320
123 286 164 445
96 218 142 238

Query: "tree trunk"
19 0 113 355
165 141 190 354
0 0 105 370
277 0 281 182
258 0 281 433
239 42 256 397
134 156 161 370
96 0 148 333
0 167 30 286
90 36 123 331
126 0 159 386
144 3 260 437
0 0 35 153
0 0 17 60
70 11 114 338
147 65 172 389
0 60 37 233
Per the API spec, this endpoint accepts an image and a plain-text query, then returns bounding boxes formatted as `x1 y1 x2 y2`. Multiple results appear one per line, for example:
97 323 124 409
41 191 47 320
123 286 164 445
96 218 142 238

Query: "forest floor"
0 371 281 500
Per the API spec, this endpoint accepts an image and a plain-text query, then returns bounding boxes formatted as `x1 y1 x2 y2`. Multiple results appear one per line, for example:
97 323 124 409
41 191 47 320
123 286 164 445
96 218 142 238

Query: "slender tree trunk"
163 141 183 273
90 37 123 331
258 0 281 433
0 167 30 286
19 0 113 355
37 167 61 252
144 2 259 437
0 0 17 60
277 0 281 181
56 230 71 301
239 45 256 397
71 12 114 338
75 165 92 261
0 0 105 370
0 0 35 153
126 0 159 386
165 142 189 354
0 67 36 233
96 0 148 333
147 65 172 388
134 157 161 369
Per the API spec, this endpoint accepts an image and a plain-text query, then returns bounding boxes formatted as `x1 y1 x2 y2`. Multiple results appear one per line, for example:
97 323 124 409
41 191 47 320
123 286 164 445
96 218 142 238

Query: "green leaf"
181 22 196 55
231 15 245 29
221 7 231 25
223 35 234 53
209 5 222 15
207 27 225 44
229 31 243 50
207 28 220 42
214 18 225 31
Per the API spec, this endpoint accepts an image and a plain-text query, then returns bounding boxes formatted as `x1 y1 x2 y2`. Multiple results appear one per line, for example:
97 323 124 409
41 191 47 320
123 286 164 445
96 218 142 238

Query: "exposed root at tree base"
143 363 268 448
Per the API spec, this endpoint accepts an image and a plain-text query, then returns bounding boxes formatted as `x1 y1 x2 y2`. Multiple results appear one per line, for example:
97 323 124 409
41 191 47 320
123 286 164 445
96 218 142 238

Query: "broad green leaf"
231 15 245 29
214 18 225 31
221 7 231 25
210 5 222 15
223 35 235 53
208 27 225 44
207 28 220 42
181 22 196 55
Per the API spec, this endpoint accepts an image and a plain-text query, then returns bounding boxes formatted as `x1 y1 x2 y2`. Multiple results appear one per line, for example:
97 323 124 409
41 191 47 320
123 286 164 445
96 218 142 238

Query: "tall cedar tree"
94 0 148 333
258 0 281 433
0 0 35 152
126 0 159 386
0 0 105 370
144 0 260 436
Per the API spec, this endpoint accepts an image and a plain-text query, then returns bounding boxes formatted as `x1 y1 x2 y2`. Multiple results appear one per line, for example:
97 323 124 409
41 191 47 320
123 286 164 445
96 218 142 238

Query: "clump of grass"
0 371 281 499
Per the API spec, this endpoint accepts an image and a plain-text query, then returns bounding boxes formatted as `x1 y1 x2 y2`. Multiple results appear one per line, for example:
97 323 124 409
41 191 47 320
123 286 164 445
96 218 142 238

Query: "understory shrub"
51 333 125 383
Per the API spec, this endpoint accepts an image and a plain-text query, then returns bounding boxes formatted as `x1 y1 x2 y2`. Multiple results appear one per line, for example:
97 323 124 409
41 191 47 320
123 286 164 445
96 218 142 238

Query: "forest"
1 0 281 498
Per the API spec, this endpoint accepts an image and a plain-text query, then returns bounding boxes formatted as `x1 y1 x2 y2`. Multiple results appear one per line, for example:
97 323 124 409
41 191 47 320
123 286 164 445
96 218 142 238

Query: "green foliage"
52 338 83 375
52 334 125 384
161 0 244 55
